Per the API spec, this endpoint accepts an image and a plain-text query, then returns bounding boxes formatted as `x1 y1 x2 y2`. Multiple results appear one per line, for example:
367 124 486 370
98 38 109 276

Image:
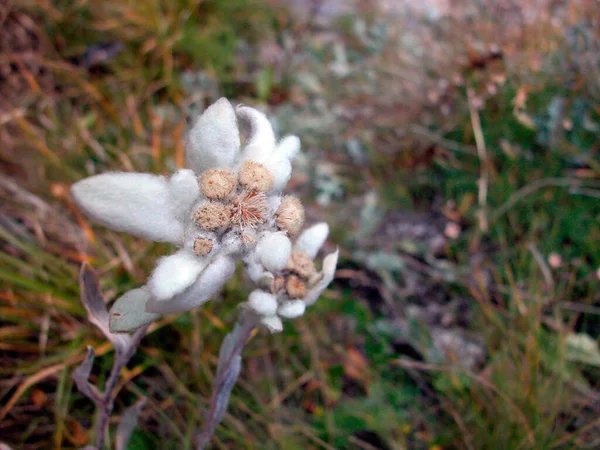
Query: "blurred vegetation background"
1 0 600 448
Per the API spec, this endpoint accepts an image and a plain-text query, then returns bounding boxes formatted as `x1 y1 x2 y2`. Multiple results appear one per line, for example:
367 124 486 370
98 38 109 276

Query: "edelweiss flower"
71 99 303 332
244 223 339 333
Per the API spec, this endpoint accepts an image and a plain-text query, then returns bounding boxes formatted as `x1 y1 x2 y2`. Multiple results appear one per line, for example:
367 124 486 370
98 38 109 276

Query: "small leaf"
79 264 130 350
109 288 159 333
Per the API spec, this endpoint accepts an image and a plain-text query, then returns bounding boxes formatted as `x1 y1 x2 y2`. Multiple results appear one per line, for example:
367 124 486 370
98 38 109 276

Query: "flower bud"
193 237 214 256
199 169 237 200
286 275 307 299
192 201 232 231
287 251 315 279
276 196 305 237
239 161 274 192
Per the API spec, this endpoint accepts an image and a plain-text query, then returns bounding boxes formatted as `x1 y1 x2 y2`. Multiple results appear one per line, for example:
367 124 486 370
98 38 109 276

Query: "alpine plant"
71 98 338 333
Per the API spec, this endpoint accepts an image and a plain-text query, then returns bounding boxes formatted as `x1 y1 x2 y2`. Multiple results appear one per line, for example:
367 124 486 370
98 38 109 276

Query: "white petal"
148 249 208 301
278 300 306 319
71 172 184 244
264 157 291 192
277 135 301 161
256 231 292 272
304 248 338 306
186 98 240 173
109 287 160 333
146 256 235 314
248 290 278 316
261 315 283 333
237 105 275 163
295 222 329 259
244 254 269 283
169 169 200 220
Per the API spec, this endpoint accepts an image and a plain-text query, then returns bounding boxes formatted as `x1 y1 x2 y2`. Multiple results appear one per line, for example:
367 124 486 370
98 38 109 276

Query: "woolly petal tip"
237 105 276 163
261 315 283 333
256 231 292 272
248 290 278 316
186 98 240 173
168 169 200 220
109 287 160 333
71 172 184 244
146 256 236 314
295 222 329 259
148 250 208 301
278 300 306 319
277 135 301 161
264 157 291 192
304 248 339 306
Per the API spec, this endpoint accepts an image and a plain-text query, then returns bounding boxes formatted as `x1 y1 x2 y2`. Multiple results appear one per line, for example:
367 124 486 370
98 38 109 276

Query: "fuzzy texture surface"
248 290 278 316
148 250 208 301
287 251 315 279
256 231 292 272
295 223 329 259
146 256 236 314
70 98 335 334
260 315 283 333
168 169 201 220
199 169 237 200
278 300 306 319
276 196 305 237
192 201 233 231
186 98 240 173
71 172 184 244
238 161 274 192
303 249 339 306
276 135 301 161
236 105 275 163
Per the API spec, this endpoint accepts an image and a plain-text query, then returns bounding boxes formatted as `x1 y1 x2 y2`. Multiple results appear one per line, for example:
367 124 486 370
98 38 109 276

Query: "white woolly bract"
264 157 292 192
109 287 159 333
148 250 208 301
277 135 301 161
168 169 200 220
71 172 184 244
220 230 244 255
278 300 306 319
244 254 269 283
256 231 292 272
261 315 283 333
186 98 240 173
237 105 275 163
146 256 236 314
304 248 339 306
248 290 278 316
295 222 329 259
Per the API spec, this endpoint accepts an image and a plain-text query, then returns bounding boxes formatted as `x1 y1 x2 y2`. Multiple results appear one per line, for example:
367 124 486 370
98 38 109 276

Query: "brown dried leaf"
343 347 371 388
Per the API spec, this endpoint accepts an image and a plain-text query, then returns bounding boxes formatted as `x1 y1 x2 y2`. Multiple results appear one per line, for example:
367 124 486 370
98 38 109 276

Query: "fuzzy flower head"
70 98 308 332
244 223 339 333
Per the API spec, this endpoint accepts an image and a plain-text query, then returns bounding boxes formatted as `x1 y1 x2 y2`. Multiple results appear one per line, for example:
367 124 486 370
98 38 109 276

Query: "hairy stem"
195 313 257 450
94 324 149 449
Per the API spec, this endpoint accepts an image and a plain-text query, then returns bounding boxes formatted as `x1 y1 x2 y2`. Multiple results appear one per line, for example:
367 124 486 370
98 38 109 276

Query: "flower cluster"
71 98 337 333
244 223 338 332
